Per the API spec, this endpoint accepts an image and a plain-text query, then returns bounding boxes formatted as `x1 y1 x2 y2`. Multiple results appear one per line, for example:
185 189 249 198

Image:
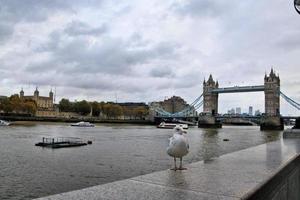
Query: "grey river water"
0 122 282 200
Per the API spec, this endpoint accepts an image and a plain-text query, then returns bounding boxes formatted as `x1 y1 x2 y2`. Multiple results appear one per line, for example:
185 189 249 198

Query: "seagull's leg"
179 157 182 168
179 157 187 170
170 157 177 171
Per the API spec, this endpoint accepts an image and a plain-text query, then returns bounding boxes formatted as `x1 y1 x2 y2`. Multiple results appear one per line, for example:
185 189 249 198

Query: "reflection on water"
0 123 282 200
201 129 220 162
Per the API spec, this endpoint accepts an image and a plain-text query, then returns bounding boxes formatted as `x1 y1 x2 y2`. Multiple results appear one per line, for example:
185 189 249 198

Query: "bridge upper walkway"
211 85 265 93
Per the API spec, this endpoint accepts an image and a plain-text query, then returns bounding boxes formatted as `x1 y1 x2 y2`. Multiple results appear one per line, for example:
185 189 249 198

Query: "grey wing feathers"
169 137 177 146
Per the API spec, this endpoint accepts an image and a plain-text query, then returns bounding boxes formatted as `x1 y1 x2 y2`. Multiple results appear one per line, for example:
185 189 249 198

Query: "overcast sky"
0 0 299 115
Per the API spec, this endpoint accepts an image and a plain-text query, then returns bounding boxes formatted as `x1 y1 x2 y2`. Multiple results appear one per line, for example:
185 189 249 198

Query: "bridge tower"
264 69 280 116
261 69 283 130
199 74 222 128
203 74 219 115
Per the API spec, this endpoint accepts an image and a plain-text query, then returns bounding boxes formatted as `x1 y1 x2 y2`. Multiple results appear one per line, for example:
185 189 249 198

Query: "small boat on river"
283 118 300 138
157 122 188 129
71 121 95 127
0 120 10 126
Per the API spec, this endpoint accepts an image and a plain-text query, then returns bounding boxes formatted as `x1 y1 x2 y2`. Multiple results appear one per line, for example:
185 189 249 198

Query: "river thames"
0 122 283 200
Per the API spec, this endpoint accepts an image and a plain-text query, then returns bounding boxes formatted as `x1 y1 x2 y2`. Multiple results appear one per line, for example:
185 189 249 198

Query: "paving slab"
35 179 238 200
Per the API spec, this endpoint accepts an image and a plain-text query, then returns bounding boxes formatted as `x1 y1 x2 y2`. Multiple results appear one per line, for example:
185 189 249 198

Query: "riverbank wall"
0 115 155 125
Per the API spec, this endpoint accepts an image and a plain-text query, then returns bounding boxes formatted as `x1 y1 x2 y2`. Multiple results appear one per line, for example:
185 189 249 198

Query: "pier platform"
35 137 88 148
35 139 300 200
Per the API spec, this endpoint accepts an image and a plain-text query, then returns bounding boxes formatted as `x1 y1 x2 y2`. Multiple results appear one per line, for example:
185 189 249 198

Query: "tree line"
58 99 149 119
0 94 37 115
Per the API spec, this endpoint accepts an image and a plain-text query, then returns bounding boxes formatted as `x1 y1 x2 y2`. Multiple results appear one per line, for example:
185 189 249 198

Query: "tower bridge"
201 69 282 129
151 69 299 130
203 69 280 118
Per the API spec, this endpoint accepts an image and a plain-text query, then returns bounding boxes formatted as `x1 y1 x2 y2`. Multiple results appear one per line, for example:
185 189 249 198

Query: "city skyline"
0 0 299 115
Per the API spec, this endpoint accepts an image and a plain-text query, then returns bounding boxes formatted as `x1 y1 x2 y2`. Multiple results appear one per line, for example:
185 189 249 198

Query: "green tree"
102 103 112 119
9 94 22 113
101 104 123 119
110 104 123 119
58 98 74 112
74 100 91 115
0 97 12 113
123 106 136 119
91 101 100 117
23 100 37 115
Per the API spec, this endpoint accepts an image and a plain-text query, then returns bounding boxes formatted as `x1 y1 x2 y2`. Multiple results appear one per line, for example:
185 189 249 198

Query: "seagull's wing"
168 136 176 147
184 137 189 150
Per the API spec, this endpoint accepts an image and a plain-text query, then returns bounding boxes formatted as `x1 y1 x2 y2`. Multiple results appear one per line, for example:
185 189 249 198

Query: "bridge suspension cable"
280 91 300 111
151 93 204 117
171 100 203 117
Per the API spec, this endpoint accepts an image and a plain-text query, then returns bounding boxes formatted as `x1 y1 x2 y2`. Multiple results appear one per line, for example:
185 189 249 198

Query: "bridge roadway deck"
35 139 300 200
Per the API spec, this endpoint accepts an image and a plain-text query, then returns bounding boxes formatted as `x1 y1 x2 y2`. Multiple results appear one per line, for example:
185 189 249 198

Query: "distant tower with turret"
264 68 280 116
34 87 39 101
20 88 24 98
203 74 219 115
49 89 54 101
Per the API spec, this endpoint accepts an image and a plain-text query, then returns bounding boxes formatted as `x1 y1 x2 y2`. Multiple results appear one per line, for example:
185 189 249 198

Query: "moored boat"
71 121 95 127
283 117 300 138
0 120 10 126
157 122 188 129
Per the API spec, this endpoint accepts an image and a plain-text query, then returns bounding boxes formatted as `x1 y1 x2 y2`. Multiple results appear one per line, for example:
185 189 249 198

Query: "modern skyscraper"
236 107 241 115
249 106 253 116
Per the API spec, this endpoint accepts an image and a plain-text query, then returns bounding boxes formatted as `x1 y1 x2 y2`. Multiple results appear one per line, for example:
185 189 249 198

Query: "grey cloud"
0 0 70 23
0 0 105 23
0 0 70 43
276 31 300 51
64 21 107 36
171 0 231 17
16 71 159 94
150 66 174 78
0 21 14 43
0 0 106 43
29 31 179 76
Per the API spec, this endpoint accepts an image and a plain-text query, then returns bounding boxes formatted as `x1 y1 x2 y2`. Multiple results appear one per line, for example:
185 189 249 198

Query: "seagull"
167 125 189 171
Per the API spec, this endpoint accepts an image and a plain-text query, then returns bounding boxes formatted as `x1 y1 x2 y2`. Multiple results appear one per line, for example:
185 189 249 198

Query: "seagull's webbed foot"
170 157 178 171
170 167 178 171
178 157 187 170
